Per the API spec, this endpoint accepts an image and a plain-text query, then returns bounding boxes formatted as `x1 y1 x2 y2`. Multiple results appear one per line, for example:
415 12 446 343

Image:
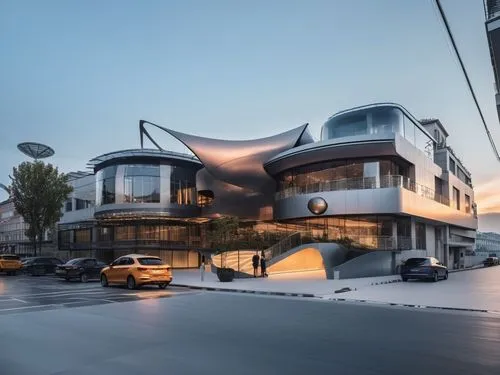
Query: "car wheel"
100 274 109 287
127 276 136 290
80 273 89 283
11 271 16 276
158 283 168 289
65 277 70 281
444 271 448 280
433 272 439 282
402 276 408 282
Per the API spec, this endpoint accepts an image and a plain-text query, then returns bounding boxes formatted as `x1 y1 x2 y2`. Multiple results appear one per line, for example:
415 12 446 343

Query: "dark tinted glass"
65 258 83 265
138 257 163 265
405 258 429 266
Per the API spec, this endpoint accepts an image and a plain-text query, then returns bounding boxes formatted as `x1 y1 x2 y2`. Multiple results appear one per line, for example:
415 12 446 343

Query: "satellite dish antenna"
17 142 55 160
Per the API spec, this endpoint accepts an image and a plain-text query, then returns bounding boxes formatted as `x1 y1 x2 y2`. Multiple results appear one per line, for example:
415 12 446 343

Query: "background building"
475 231 500 254
0 198 54 256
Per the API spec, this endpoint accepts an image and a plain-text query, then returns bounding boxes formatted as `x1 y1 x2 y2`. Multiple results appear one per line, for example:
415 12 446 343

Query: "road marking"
10 298 28 304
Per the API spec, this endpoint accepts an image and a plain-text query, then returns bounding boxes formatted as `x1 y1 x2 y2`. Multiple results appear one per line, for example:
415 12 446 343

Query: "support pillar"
411 217 417 249
444 225 450 267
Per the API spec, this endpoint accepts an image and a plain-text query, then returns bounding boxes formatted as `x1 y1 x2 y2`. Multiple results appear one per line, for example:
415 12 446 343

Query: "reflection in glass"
96 163 197 206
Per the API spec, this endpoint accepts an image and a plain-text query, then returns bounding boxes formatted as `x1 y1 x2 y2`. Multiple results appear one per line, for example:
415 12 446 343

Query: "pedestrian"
252 251 260 278
260 251 267 278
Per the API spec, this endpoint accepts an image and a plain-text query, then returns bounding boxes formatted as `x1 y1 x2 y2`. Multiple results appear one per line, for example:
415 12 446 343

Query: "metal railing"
275 175 450 206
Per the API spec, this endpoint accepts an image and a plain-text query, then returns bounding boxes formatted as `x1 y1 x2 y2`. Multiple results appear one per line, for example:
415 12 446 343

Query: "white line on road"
10 298 28 304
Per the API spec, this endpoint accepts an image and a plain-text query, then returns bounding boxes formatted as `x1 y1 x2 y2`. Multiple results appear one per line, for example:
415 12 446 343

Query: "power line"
434 0 500 161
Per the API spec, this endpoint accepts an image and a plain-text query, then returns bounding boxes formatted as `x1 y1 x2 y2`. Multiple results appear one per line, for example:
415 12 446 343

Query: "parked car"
22 257 63 276
484 257 499 267
100 254 172 289
0 254 23 275
401 257 448 282
55 258 107 282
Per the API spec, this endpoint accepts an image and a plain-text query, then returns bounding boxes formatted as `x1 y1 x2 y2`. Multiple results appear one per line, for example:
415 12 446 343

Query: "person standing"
252 252 260 277
260 251 267 277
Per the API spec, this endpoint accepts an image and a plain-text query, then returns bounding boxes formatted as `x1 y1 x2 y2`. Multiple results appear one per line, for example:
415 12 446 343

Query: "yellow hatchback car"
100 254 172 289
0 254 23 275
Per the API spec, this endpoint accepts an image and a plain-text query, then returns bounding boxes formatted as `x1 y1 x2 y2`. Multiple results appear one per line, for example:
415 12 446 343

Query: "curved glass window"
277 158 408 194
322 107 434 160
96 163 197 207
322 107 404 141
123 165 160 203
96 166 117 206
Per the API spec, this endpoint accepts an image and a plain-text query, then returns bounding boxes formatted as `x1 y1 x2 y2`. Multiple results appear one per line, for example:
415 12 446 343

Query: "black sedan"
22 257 64 276
55 258 107 282
401 257 448 282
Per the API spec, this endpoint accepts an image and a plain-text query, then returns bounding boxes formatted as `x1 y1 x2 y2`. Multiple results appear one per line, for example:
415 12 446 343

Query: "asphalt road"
0 274 196 315
0 276 499 375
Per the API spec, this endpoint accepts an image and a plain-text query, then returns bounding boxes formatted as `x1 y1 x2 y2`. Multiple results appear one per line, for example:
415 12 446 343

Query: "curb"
323 296 494 314
170 283 315 298
172 283 498 315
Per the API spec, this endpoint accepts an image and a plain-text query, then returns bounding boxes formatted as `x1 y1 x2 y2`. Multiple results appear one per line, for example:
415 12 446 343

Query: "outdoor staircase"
211 232 309 276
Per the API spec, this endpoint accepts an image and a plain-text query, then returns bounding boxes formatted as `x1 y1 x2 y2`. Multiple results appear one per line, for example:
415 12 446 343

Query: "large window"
449 157 456 174
96 163 197 206
415 222 426 250
75 229 91 243
123 165 160 203
96 166 117 205
452 187 460 210
277 158 409 193
169 166 197 205
322 107 404 140
465 194 471 214
284 216 399 250
115 226 135 241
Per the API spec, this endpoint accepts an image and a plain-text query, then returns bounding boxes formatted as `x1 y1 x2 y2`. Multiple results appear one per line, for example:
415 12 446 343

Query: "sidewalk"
171 266 500 313
171 269 402 297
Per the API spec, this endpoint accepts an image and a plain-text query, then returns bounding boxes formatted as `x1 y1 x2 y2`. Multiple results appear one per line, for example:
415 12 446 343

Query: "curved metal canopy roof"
139 120 314 191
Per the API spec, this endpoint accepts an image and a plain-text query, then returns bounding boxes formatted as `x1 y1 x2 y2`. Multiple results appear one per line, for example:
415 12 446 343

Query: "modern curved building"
57 103 477 277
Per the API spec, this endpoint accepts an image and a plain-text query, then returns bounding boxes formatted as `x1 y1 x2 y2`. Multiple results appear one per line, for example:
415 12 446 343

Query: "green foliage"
208 216 240 252
10 161 73 254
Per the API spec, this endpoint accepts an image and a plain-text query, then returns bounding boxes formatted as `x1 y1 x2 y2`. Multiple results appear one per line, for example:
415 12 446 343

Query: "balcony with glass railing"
275 175 450 206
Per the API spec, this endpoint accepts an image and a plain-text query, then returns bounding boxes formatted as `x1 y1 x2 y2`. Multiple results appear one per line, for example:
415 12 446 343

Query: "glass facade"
96 166 117 205
322 106 434 160
123 165 160 203
96 163 197 207
277 158 408 193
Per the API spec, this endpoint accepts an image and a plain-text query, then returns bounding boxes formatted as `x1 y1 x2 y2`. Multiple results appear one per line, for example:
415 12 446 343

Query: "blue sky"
1 0 499 220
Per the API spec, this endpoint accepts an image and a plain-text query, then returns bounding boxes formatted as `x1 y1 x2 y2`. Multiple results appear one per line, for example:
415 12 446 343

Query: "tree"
10 161 73 255
207 217 240 268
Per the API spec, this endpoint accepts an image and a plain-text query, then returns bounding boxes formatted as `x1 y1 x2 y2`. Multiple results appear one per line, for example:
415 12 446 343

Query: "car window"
83 259 96 267
111 258 121 266
96 261 107 267
117 257 132 266
137 257 163 265
65 259 83 265
126 258 135 265
50 258 63 265
405 258 429 266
